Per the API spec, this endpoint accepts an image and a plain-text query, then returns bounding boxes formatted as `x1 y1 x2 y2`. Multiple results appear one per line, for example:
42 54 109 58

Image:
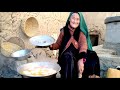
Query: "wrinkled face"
69 13 80 29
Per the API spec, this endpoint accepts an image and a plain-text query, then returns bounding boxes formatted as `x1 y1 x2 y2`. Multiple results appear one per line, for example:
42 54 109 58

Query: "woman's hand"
49 45 52 48
49 45 53 50
78 59 84 75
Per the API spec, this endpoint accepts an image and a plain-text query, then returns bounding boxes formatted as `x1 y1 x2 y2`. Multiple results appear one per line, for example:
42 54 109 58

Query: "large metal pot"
17 61 61 78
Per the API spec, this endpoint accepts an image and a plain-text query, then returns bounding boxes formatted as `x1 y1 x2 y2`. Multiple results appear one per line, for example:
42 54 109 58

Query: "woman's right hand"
50 45 52 48
49 45 53 50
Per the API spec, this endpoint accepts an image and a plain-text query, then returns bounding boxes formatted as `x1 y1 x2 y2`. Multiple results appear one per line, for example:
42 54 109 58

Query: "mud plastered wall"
83 12 120 45
0 12 70 58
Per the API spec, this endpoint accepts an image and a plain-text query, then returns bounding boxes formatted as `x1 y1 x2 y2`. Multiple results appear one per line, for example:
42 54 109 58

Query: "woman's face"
69 13 80 29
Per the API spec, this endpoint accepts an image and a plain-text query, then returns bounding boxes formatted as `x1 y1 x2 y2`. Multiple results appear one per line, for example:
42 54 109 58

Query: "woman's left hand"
78 59 84 75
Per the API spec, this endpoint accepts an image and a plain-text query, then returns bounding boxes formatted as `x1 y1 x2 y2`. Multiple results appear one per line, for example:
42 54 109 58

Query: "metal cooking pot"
17 61 61 78
11 49 31 61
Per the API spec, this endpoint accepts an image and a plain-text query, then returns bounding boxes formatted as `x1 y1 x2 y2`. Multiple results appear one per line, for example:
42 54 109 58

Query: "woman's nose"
74 20 79 23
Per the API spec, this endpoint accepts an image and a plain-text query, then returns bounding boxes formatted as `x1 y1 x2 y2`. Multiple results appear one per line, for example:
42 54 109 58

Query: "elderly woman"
49 12 100 78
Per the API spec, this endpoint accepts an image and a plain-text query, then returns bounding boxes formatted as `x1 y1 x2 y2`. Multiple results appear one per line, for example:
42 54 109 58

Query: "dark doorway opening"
90 35 99 46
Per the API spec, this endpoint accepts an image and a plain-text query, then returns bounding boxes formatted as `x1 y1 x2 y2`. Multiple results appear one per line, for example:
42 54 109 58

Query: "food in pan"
21 66 57 76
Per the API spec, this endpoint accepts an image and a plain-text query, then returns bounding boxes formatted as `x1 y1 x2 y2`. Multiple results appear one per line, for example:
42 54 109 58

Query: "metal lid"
105 16 120 24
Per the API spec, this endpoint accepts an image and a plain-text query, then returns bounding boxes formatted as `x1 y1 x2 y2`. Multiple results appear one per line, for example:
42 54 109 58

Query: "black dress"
58 47 100 78
58 44 79 78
